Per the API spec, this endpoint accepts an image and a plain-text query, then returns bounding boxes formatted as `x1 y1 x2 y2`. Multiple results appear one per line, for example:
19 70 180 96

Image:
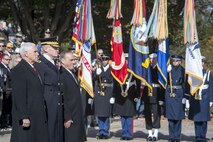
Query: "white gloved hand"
109 97 115 104
134 98 139 103
182 98 187 104
96 68 102 75
159 101 164 106
88 98 93 105
167 64 172 72
186 99 190 109
210 102 213 107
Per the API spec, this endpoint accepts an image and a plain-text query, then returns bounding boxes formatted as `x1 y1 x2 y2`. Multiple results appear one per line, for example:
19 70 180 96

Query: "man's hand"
64 120 73 128
22 119 30 128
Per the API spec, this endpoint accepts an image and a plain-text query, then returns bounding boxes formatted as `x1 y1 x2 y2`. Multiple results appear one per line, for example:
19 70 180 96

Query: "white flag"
185 43 203 95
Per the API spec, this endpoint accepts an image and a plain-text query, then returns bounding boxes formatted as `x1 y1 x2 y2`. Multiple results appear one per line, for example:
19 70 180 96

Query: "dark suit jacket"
35 55 63 142
10 59 49 142
60 67 86 142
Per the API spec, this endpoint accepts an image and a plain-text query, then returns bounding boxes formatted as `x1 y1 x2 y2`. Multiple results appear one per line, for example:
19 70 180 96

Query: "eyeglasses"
0 45 5 47
3 58 10 61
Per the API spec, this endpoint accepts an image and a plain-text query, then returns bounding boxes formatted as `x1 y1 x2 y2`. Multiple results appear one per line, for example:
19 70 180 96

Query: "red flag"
111 19 128 84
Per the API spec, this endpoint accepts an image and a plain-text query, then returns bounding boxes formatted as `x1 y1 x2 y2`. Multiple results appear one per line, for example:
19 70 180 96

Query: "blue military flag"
157 39 169 89
128 26 152 90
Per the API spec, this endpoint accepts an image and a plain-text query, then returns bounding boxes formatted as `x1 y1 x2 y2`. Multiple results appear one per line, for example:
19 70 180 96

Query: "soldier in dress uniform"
165 55 187 142
36 37 63 142
142 53 165 141
188 56 213 142
112 54 141 140
94 55 113 139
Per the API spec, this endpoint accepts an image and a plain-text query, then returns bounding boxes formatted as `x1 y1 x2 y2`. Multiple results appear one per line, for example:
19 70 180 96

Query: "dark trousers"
194 121 207 141
98 117 110 136
144 103 160 130
121 116 133 138
0 93 12 128
168 119 182 141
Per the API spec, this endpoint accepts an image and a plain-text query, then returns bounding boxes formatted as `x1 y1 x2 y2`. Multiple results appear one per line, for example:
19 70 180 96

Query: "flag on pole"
72 0 96 97
128 26 152 90
157 39 169 89
80 41 94 97
184 0 203 95
111 19 128 84
128 0 152 90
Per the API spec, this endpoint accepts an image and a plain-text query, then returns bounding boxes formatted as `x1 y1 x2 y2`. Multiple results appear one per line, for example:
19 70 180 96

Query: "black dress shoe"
96 134 104 139
147 136 152 141
120 137 126 140
152 137 158 141
103 135 109 139
126 137 133 140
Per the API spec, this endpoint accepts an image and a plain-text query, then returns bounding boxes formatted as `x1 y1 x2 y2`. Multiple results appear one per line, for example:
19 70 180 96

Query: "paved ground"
1 117 213 142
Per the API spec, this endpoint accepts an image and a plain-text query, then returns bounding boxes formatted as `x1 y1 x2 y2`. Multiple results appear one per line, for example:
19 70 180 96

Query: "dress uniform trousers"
98 117 110 136
121 116 133 138
144 103 160 130
168 119 182 141
194 121 207 141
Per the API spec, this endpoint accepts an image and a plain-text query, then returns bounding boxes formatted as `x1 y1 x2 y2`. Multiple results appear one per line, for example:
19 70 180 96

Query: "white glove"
96 68 102 75
109 97 115 104
182 98 187 104
167 64 172 72
159 101 164 106
186 99 190 109
210 102 213 107
88 98 93 105
134 98 139 103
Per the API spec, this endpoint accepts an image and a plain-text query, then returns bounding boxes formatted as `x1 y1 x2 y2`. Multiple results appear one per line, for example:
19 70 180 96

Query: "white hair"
19 42 36 57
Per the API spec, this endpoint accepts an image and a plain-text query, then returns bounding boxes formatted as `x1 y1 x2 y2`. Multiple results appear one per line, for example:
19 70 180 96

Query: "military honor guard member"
165 55 187 142
37 37 63 142
112 53 140 140
188 56 213 142
142 53 165 141
10 42 49 142
59 51 86 142
94 55 113 139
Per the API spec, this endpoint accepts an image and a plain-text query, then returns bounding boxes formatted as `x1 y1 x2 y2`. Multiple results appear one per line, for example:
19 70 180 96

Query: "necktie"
33 67 42 83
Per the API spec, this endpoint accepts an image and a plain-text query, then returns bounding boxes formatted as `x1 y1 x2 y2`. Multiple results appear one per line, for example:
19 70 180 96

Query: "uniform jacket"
36 55 63 142
165 65 186 120
113 74 140 116
188 69 213 121
94 65 113 117
142 66 165 104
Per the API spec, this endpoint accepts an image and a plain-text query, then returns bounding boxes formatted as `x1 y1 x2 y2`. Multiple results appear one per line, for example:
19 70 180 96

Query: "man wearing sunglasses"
0 53 12 131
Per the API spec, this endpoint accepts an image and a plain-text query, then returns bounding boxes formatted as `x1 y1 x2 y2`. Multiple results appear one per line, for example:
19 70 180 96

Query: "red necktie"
33 67 42 83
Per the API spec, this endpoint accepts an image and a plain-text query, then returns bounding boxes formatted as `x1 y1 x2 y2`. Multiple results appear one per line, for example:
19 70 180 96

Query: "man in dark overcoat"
165 55 187 142
0 53 12 130
142 53 165 141
59 51 86 142
37 37 63 142
188 56 213 142
10 42 49 142
113 72 140 140
94 55 113 139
